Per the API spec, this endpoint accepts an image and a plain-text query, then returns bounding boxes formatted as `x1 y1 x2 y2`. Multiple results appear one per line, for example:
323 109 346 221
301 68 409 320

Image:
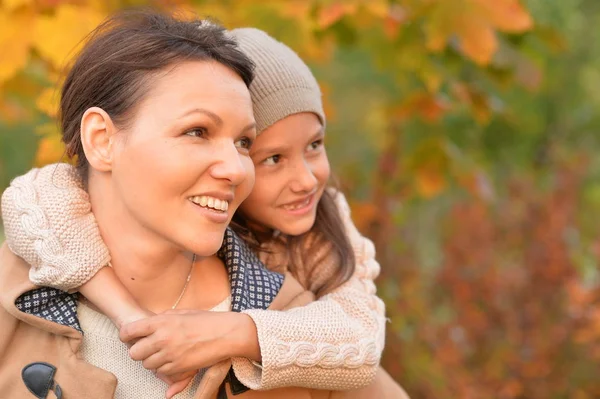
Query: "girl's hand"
155 370 196 399
119 309 260 376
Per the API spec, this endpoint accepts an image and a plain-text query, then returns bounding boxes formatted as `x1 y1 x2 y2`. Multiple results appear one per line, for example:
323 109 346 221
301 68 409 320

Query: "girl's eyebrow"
308 128 325 141
252 127 324 158
251 144 289 158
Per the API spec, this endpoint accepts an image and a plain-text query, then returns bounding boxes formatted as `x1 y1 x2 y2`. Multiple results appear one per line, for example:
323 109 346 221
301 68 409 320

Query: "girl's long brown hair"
232 186 356 298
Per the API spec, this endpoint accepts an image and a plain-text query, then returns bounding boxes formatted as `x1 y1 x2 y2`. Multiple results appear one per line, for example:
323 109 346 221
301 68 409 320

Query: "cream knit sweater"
1 164 386 391
78 297 231 399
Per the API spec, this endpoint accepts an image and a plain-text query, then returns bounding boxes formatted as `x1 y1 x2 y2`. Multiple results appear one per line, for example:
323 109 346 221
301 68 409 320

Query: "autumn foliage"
1 1 599 398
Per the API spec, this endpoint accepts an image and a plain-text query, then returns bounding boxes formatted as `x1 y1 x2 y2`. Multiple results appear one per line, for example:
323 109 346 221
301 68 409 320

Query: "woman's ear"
80 107 116 172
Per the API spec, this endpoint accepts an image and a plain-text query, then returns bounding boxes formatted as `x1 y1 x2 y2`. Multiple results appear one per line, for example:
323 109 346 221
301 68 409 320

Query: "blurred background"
1 0 599 397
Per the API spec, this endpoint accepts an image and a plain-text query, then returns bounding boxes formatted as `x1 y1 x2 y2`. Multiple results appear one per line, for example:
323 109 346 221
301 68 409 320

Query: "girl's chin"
276 217 316 237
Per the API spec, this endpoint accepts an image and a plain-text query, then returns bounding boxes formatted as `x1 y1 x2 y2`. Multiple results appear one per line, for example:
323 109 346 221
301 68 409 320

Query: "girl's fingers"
120 317 158 343
141 351 167 371
128 336 161 361
165 375 195 399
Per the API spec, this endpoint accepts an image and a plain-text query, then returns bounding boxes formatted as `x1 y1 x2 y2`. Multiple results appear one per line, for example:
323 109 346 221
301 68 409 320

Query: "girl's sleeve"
232 191 386 391
1 163 110 291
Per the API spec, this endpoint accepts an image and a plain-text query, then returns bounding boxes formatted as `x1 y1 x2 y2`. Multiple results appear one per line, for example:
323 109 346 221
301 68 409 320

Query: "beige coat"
0 244 408 398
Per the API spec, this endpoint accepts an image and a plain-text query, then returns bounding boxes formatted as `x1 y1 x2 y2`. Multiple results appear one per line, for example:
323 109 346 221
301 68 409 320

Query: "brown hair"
59 9 254 182
232 185 356 298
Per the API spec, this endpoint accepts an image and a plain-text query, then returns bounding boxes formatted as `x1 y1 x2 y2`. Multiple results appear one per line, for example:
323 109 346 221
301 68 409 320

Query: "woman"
1 9 262 398
1 24 406 399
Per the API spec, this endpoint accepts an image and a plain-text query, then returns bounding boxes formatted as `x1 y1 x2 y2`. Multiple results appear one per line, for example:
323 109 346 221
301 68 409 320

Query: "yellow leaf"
32 4 106 69
35 125 65 167
3 0 33 12
36 87 60 118
424 1 459 52
0 10 34 84
365 1 389 19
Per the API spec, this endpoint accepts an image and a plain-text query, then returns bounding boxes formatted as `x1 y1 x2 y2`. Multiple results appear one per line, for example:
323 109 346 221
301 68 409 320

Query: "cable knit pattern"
1 164 110 290
0 165 385 391
233 191 386 390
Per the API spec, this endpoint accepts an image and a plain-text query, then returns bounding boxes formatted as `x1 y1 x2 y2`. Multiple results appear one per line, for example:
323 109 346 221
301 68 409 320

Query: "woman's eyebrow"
177 108 223 127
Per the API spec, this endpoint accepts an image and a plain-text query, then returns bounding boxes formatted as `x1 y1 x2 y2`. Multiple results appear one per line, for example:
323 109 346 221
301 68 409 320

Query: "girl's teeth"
285 198 310 210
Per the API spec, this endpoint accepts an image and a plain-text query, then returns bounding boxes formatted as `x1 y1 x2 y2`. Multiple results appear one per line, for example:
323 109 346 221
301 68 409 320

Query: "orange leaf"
318 2 346 28
471 0 533 33
349 201 379 232
415 167 446 198
456 16 497 65
318 2 357 28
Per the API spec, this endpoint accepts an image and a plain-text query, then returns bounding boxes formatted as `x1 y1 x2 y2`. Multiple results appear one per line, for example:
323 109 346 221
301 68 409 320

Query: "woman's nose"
210 142 249 186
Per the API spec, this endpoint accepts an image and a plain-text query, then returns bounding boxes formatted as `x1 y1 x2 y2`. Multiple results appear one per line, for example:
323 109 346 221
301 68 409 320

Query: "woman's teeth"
284 197 311 210
190 196 228 212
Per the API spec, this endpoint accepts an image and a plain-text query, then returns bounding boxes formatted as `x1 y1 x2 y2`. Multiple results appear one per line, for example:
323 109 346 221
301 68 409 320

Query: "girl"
2 26 400 398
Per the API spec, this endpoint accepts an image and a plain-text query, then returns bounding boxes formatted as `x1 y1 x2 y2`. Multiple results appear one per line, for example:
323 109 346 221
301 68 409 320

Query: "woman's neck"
88 176 201 313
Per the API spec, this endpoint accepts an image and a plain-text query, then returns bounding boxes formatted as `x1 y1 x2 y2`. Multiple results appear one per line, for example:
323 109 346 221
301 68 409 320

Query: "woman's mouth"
189 195 229 212
188 195 230 224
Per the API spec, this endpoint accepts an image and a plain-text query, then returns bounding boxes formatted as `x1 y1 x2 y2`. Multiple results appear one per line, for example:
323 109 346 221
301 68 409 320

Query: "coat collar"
0 227 284 335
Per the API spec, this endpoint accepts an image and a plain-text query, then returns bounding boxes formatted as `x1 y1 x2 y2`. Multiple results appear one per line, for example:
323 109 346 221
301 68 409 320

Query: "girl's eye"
307 139 323 152
263 154 281 166
235 137 253 151
185 128 207 138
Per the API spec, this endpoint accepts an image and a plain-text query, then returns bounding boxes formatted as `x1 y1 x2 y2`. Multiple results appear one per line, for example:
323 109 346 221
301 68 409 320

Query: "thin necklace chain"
172 253 196 310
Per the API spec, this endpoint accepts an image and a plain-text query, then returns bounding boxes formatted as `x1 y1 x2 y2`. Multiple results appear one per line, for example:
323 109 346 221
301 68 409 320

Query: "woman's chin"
182 227 227 256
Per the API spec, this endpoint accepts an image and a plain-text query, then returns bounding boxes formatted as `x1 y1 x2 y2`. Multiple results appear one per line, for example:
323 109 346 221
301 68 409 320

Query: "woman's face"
108 60 256 256
239 112 330 236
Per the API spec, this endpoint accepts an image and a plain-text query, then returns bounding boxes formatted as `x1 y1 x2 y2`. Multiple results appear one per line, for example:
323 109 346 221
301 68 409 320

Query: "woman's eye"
185 128 207 138
307 139 323 151
235 137 253 151
263 154 281 166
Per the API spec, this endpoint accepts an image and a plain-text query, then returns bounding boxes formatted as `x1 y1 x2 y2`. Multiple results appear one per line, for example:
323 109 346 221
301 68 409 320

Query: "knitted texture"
1 165 385 391
230 28 325 134
77 296 231 398
1 164 110 290
232 191 386 390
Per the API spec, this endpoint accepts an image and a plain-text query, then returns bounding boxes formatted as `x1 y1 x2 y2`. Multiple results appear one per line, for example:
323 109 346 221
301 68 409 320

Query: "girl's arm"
2 165 386 391
1 164 147 328
231 191 386 391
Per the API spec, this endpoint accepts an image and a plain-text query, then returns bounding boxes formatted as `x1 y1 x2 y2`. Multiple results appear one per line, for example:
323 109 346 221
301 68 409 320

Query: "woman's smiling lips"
188 192 233 223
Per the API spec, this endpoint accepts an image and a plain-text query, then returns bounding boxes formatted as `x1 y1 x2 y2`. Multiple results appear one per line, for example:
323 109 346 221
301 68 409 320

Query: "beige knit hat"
230 28 325 134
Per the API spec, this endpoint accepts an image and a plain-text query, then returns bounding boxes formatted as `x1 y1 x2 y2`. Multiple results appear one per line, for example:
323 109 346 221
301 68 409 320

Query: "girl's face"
239 112 330 236
106 60 256 256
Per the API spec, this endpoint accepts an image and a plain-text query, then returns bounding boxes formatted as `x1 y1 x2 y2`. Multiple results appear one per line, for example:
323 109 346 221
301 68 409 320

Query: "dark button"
22 362 62 398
